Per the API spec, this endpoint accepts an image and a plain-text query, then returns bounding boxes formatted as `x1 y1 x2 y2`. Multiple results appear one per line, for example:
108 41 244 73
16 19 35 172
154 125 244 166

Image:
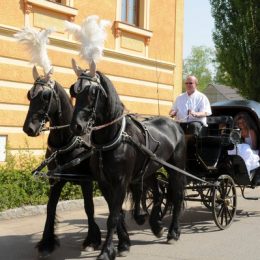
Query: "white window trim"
24 0 78 16
0 135 7 162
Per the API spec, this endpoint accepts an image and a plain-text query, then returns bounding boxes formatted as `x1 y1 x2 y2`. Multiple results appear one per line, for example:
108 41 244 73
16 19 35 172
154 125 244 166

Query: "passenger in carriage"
234 112 258 150
169 75 212 135
229 112 260 183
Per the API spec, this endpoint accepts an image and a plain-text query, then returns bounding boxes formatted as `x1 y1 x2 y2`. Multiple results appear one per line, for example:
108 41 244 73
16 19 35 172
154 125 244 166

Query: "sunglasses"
185 82 193 85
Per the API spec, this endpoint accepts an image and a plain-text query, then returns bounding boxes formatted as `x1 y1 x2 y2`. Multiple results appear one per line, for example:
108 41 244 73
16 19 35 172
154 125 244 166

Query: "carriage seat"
195 116 234 168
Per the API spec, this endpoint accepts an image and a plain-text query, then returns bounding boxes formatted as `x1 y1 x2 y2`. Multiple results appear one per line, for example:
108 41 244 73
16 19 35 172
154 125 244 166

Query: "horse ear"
89 60 96 77
72 58 83 77
45 67 53 81
32 66 40 80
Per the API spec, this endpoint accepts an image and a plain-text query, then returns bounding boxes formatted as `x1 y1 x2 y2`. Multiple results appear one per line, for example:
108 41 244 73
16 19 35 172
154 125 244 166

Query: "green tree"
210 0 260 100
183 46 215 91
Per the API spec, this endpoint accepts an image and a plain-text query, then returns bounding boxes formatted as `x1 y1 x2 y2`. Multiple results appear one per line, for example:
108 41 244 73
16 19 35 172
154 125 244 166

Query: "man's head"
185 75 198 95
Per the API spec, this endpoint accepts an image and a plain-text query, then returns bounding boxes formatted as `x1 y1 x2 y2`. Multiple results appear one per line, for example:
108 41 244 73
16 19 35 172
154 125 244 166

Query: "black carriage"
143 100 260 230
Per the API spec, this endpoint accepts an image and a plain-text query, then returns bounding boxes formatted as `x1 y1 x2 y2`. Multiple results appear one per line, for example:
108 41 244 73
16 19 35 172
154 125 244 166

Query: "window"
121 0 139 26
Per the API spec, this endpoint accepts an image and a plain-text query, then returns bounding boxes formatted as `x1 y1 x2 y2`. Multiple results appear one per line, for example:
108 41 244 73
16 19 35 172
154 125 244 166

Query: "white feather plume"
14 27 54 74
65 15 110 64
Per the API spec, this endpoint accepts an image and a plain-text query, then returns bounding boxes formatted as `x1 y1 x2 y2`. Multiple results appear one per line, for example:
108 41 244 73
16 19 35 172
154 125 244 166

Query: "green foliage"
210 0 260 100
0 149 100 212
183 46 215 91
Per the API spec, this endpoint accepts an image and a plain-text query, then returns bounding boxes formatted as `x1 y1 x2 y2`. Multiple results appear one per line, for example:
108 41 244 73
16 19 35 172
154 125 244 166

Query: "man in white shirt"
169 75 212 134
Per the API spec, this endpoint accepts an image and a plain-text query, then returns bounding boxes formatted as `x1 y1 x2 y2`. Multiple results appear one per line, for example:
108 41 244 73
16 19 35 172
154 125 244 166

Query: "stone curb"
0 196 106 220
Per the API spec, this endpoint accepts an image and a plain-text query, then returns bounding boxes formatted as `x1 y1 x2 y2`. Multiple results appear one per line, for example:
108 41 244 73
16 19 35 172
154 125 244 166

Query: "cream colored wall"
0 0 24 27
0 0 184 153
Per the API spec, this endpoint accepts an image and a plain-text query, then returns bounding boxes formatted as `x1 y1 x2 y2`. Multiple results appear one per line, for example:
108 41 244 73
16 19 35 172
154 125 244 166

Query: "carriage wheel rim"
212 175 237 230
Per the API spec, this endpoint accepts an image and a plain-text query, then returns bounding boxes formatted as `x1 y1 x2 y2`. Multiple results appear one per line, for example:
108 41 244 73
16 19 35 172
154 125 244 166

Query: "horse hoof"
38 250 51 259
97 248 117 260
155 227 164 238
84 246 95 252
118 243 130 257
82 243 100 252
118 250 129 257
167 238 177 245
167 230 180 243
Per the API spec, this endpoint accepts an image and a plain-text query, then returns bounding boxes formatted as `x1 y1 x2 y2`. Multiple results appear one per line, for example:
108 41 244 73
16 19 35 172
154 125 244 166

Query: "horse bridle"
74 73 107 134
29 78 62 135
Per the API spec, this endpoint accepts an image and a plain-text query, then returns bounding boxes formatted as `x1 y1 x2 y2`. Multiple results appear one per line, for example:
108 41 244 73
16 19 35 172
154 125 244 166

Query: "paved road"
1 188 260 260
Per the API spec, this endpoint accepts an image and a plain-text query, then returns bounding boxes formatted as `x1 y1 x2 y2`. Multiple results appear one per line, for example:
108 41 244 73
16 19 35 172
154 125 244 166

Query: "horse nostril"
23 126 35 136
76 124 83 133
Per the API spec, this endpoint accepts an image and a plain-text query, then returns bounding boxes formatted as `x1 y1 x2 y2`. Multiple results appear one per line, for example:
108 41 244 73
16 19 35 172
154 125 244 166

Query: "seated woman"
235 112 258 150
228 112 259 178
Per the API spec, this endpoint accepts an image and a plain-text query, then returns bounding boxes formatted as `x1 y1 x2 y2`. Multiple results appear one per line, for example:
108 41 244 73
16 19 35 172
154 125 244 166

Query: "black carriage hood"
211 99 260 130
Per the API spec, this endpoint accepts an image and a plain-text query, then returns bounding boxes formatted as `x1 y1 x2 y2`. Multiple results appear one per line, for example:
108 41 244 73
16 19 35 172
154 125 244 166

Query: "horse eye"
41 89 52 101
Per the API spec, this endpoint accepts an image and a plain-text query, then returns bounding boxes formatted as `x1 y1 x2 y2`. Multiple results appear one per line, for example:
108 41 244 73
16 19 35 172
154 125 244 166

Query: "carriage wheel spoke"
224 206 228 225
217 204 224 218
226 206 233 220
226 185 232 197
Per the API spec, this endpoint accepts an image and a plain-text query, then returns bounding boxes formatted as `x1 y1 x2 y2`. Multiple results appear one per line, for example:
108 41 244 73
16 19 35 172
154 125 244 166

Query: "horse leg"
131 184 147 225
80 181 101 251
167 169 186 243
116 210 131 257
37 180 66 258
97 184 128 260
149 175 164 238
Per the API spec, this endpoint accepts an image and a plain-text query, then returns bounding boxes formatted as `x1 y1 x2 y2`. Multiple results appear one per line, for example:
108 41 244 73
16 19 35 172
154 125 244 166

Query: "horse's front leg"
167 172 185 243
80 181 101 251
97 184 127 260
37 180 66 258
116 210 130 257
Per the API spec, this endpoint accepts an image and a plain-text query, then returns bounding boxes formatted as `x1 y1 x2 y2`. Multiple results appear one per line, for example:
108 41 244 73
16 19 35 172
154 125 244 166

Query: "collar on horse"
92 116 126 151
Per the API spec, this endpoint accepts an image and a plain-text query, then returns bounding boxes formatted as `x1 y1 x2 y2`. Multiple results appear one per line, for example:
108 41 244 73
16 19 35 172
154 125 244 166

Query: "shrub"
0 148 101 212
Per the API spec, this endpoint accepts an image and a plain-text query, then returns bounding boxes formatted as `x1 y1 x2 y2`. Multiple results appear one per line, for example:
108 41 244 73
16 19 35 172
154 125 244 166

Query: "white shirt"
172 90 212 125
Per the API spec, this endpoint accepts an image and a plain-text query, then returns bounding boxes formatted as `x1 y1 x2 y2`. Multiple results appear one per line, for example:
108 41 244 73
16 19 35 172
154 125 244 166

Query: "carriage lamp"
230 129 241 145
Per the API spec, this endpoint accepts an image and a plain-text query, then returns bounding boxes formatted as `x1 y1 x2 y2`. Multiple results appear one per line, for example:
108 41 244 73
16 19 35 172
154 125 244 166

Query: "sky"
183 0 215 59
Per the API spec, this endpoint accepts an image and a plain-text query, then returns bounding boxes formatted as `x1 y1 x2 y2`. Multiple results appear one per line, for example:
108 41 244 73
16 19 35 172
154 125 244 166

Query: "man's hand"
169 109 177 118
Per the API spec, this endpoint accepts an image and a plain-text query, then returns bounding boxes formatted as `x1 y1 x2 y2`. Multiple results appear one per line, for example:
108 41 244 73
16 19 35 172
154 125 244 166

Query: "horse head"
23 66 62 136
70 59 109 136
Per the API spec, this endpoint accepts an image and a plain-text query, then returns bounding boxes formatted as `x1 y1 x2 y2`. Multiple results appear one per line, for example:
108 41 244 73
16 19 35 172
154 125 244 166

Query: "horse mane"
53 81 73 124
96 71 125 119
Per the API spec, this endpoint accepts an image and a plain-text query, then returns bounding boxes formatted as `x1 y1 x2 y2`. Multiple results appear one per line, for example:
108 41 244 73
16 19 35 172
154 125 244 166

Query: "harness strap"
123 133 218 187
32 136 92 178
93 116 126 151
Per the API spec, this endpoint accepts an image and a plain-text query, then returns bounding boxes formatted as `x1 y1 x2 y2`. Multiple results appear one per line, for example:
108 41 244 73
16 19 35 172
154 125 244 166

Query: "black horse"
23 66 101 257
70 61 186 260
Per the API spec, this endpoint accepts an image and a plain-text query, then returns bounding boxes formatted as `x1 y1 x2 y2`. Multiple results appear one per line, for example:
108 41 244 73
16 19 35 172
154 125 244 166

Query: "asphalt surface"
1 188 260 260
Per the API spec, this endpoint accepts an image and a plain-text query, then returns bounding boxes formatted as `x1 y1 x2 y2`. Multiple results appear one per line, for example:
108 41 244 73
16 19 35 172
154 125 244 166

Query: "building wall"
0 0 184 158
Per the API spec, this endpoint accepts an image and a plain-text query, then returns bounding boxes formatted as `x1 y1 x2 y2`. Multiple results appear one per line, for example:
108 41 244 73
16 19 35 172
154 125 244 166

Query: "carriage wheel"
198 186 214 209
212 175 237 230
141 172 170 219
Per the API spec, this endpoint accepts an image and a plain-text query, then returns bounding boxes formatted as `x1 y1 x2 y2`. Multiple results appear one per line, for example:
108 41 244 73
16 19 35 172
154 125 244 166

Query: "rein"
91 113 127 131
41 124 70 132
